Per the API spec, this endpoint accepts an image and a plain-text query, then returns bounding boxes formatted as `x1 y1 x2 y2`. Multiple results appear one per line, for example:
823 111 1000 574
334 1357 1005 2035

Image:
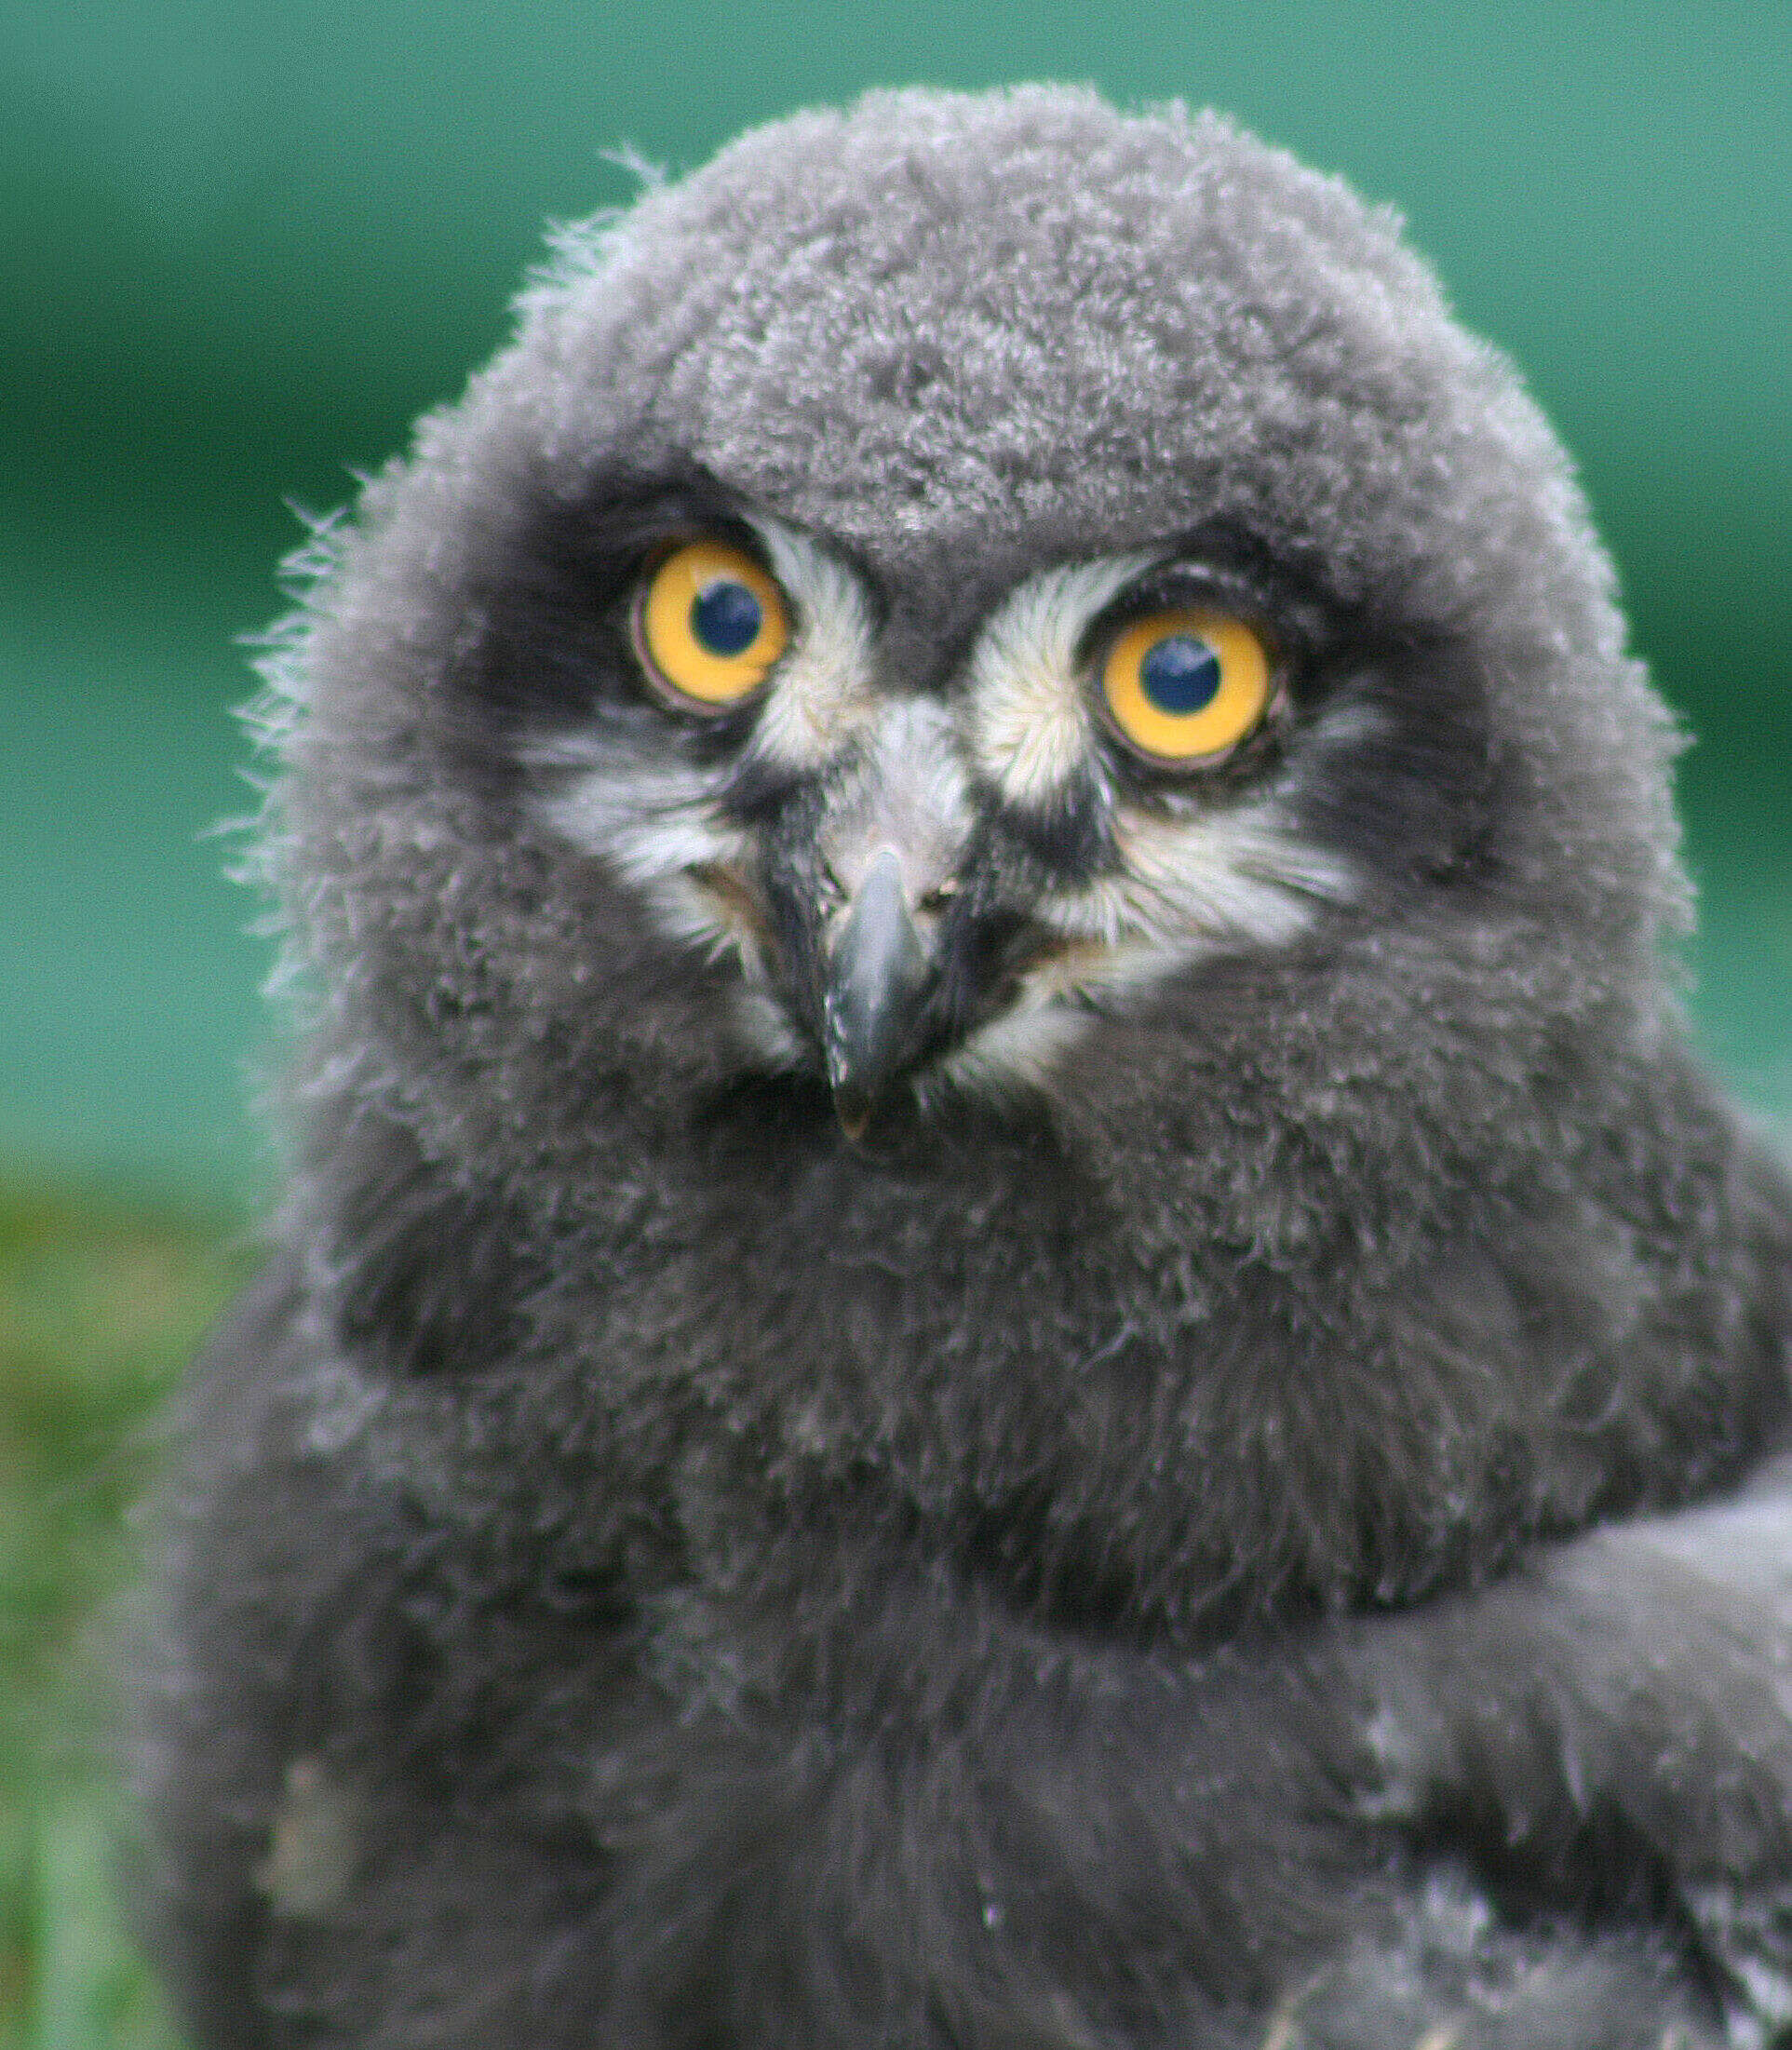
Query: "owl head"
240 84 1792 1643
267 85 1683 1207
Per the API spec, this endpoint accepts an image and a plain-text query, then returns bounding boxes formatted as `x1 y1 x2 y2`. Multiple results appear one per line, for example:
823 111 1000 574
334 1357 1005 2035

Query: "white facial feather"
744 519 880 771
950 610 1363 1099
1046 802 1354 952
533 750 757 964
530 518 877 966
926 1000 1096 1108
534 752 743 892
966 553 1157 807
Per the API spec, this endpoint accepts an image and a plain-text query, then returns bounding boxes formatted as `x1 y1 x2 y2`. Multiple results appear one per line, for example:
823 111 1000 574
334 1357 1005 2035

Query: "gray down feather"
135 87 1792 2050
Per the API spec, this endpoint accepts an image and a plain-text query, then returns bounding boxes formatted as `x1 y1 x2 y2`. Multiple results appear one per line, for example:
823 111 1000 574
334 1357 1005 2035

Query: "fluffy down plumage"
136 88 1792 2049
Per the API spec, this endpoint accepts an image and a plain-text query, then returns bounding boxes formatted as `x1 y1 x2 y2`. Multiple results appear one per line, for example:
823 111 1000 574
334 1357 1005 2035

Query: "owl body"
139 91 1792 2048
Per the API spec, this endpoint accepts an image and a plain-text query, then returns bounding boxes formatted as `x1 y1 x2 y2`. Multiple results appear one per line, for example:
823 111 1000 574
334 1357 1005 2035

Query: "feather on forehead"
519 89 1532 577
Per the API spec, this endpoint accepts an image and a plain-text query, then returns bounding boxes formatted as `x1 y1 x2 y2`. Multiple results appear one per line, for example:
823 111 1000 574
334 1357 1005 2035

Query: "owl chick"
136 88 1792 2050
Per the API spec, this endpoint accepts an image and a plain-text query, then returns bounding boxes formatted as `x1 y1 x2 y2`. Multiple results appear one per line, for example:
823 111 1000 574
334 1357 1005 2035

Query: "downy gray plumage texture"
138 88 1792 2049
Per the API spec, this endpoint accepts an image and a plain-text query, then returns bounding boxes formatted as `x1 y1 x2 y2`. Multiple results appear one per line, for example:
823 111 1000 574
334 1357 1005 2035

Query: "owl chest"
529 1166 1583 1632
331 1119 1743 1639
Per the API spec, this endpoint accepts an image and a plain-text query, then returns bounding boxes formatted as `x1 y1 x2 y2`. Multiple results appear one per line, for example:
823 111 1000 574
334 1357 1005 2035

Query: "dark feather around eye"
1072 531 1327 678
451 462 778 743
719 750 819 829
1288 636 1502 891
984 766 1116 883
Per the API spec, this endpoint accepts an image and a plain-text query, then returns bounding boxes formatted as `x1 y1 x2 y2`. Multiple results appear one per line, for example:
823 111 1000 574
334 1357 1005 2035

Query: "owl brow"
546 468 770 561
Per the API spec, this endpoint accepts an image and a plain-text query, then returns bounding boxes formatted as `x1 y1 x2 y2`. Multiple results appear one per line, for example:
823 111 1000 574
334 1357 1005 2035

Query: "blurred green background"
0 2 1787 2043
4 0 1789 1209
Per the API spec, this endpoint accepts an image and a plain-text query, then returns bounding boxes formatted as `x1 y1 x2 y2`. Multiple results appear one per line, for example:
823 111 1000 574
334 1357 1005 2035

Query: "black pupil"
691 578 762 657
1139 633 1221 715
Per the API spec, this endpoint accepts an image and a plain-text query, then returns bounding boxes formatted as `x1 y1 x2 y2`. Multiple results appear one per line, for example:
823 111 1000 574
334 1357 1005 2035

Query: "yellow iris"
635 540 790 708
1100 609 1272 762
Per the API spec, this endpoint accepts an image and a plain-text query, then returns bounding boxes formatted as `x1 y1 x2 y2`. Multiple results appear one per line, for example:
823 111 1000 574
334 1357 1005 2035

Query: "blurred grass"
0 1187 253 2050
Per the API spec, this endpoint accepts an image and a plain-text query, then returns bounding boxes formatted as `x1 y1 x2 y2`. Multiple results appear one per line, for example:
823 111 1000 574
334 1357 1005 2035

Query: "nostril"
918 878 961 915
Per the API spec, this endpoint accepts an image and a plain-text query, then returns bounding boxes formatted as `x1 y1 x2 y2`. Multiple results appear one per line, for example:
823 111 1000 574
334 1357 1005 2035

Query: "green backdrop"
5 0 1788 1208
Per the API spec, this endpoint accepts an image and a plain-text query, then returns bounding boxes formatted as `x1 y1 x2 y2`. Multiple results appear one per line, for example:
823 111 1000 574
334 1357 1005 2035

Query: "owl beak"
822 849 937 1139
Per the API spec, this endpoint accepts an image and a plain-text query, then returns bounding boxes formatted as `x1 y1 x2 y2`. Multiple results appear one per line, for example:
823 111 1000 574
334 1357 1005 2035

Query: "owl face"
493 474 1459 1135
283 88 1684 1176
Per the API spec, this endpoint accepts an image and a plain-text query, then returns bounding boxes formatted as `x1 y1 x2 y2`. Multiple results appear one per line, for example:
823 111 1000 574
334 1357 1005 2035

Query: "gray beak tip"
821 849 936 1119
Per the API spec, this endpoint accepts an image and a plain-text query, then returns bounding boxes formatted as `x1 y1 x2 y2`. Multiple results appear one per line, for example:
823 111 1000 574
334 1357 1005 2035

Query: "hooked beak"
822 849 938 1138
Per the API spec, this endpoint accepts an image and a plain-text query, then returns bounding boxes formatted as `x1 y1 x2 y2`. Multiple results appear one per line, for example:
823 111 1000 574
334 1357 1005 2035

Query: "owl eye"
1099 609 1272 763
635 539 791 709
